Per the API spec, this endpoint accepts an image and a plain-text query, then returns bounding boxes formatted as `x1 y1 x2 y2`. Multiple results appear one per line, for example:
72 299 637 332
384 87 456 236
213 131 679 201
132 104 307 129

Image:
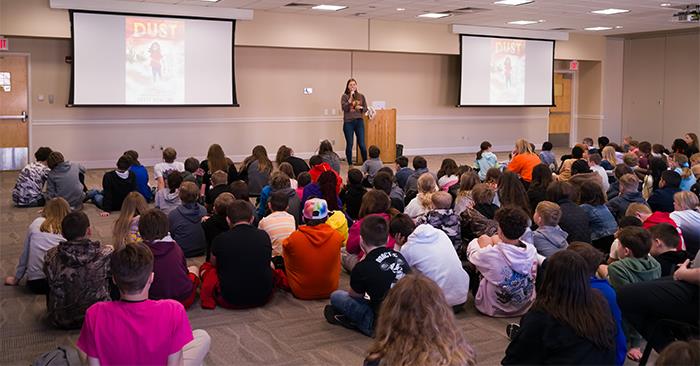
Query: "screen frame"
67 9 239 107
457 33 556 108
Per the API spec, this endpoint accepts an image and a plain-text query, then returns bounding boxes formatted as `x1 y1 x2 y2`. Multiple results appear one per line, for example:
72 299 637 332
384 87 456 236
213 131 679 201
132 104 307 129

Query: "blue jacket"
605 191 646 220
129 164 152 202
395 167 414 190
580 204 618 241
590 278 627 365
648 187 681 213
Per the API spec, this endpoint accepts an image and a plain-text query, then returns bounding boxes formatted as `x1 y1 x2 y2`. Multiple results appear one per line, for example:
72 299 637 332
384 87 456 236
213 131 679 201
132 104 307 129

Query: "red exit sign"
0 37 8 51
569 60 579 71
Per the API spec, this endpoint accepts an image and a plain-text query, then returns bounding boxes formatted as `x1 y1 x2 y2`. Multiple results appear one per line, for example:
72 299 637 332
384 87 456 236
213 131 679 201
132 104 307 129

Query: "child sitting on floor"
77 242 210 365
361 145 383 186
531 201 568 257
649 223 688 277
12 146 52 207
416 191 461 252
339 168 367 220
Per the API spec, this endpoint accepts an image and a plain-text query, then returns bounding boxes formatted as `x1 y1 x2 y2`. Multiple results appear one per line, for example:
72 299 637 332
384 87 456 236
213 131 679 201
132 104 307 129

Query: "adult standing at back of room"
341 78 368 166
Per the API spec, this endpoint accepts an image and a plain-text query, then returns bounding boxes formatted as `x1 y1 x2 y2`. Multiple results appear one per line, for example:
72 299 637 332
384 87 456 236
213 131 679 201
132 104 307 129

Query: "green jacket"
608 256 661 289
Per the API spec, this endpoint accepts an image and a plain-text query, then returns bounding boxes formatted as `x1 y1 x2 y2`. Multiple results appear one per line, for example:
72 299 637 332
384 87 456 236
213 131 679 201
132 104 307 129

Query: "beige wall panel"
555 33 606 61
662 33 700 146
0 0 70 38
368 20 458 54
622 37 665 143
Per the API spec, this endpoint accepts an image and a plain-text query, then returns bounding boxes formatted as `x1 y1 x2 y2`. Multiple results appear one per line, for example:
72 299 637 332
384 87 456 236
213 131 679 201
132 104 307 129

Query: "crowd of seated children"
155 170 183 214
318 140 341 173
364 273 476 366
123 150 152 202
153 147 185 190
45 151 86 210
340 168 367 220
77 243 210 366
276 145 310 178
258 191 297 265
5 197 70 293
393 155 413 190
139 209 200 309
531 201 568 258
12 147 52 207
283 198 343 300
390 214 469 311
466 206 538 317
86 155 136 214
168 181 207 257
7 132 700 363
404 173 437 220
557 145 586 182
112 191 149 248
669 153 698 191
200 200 273 309
325 215 411 337
44 212 113 329
360 145 383 186
344 189 396 272
239 145 272 196
437 158 459 191
503 250 617 365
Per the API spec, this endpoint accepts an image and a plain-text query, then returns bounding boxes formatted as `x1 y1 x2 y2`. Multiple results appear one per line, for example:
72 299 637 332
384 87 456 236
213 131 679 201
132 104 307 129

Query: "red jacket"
643 211 685 251
309 162 343 194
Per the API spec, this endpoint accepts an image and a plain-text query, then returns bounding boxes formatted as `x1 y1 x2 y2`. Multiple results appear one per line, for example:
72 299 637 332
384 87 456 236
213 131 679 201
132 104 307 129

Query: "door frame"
551 68 578 148
1 52 33 163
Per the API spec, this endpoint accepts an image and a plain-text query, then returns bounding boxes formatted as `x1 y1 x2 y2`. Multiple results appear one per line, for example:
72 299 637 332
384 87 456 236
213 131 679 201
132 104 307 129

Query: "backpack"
32 346 81 366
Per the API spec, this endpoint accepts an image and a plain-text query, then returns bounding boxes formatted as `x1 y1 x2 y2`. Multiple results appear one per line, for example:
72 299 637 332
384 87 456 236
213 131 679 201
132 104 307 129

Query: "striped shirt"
259 211 296 257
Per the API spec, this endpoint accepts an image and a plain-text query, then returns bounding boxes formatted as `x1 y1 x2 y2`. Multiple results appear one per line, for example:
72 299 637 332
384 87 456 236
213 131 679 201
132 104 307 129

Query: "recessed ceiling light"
614 25 623 29
508 20 539 25
417 12 451 19
494 0 534 6
584 26 613 31
591 8 630 15
660 3 672 7
396 7 406 11
312 4 347 11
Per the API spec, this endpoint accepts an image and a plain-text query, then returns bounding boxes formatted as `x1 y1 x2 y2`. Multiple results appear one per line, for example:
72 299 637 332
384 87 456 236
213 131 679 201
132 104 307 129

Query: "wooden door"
548 72 572 147
0 54 29 171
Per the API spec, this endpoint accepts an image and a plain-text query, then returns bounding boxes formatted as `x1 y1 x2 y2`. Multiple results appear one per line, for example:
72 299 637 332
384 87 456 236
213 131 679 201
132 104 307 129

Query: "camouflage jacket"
12 162 49 206
44 239 113 329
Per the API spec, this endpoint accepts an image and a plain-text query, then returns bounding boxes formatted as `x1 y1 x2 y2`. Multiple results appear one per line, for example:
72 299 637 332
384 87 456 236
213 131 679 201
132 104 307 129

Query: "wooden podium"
356 108 397 164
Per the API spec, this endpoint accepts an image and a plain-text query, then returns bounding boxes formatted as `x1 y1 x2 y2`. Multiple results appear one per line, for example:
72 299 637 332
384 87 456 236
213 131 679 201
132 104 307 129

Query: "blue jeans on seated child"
86 189 104 210
330 290 375 336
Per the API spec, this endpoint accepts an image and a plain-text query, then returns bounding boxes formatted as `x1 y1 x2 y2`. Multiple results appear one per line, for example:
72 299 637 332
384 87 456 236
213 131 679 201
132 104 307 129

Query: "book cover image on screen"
125 18 185 104
490 39 526 105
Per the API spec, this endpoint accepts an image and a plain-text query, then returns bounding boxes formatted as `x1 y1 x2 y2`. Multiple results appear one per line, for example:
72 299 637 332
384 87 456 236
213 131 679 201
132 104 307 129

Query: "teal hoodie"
608 256 661 289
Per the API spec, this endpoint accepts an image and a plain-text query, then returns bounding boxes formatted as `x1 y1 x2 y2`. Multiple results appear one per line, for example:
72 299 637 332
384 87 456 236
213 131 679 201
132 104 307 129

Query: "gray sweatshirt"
45 161 85 209
155 188 182 215
341 93 367 122
532 225 569 257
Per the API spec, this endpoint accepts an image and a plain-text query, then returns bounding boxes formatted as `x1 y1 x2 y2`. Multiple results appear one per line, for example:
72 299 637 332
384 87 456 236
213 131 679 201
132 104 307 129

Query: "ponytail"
477 141 492 161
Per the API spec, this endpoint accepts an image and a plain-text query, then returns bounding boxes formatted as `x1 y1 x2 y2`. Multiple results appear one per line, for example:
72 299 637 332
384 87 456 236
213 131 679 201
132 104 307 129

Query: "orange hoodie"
282 223 342 300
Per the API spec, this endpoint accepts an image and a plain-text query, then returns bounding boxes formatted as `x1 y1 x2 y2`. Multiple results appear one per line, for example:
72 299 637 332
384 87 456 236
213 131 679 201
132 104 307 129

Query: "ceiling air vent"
549 27 575 31
284 3 314 8
452 7 491 14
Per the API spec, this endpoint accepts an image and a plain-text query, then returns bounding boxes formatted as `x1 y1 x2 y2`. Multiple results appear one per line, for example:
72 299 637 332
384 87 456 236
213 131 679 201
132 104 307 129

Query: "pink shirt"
77 299 193 365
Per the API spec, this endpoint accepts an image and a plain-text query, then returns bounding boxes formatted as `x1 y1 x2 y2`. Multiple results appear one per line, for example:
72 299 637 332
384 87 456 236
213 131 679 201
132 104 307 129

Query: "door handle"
0 111 28 122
